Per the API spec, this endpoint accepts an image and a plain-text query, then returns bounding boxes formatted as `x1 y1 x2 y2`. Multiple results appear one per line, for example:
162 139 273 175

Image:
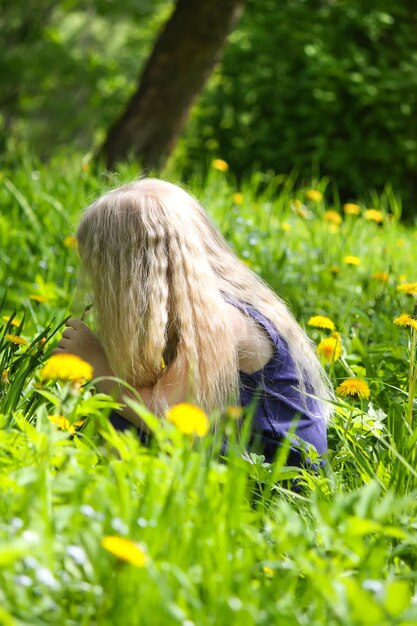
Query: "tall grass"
1 155 417 624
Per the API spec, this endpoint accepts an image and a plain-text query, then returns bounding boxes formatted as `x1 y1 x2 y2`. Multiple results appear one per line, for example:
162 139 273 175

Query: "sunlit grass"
1 156 417 624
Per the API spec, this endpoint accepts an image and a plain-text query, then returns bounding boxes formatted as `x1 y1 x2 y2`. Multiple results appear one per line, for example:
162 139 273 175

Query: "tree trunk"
100 0 245 170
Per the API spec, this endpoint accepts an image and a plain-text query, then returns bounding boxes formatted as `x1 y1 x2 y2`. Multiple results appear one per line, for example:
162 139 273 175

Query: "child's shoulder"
225 303 274 375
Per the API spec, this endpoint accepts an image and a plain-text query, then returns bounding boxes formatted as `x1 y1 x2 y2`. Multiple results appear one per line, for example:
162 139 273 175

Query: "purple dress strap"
223 293 327 463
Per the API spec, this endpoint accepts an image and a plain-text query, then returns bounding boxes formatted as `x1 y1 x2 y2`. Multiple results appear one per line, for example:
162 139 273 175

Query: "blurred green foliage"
0 0 172 156
2 0 417 214
178 0 417 214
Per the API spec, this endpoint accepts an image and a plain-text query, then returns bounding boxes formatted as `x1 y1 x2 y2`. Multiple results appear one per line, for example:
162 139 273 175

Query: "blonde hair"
76 178 333 418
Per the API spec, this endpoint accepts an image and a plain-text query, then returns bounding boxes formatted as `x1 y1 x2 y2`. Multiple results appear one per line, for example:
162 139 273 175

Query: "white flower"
67 545 87 565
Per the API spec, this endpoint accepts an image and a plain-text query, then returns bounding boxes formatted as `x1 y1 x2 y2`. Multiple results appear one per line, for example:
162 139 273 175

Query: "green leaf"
383 580 412 617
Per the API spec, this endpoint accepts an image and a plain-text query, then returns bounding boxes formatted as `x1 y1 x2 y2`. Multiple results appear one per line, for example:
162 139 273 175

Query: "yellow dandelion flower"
64 236 78 249
308 315 336 331
281 222 292 232
324 210 342 225
28 294 49 303
397 282 417 295
317 337 342 363
329 265 340 275
166 403 209 437
372 271 389 282
40 353 93 383
363 209 384 223
2 316 21 327
212 159 229 172
306 189 323 202
49 415 85 434
233 192 244 205
263 566 275 577
393 314 417 332
101 536 147 567
343 203 361 215
336 378 370 400
5 334 28 347
225 405 243 420
343 255 361 266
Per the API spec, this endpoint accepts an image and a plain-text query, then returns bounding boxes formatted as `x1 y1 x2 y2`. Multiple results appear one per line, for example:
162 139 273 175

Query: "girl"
54 178 332 464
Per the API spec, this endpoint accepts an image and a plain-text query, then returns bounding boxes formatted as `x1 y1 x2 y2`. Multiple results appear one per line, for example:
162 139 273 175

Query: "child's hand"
52 318 110 375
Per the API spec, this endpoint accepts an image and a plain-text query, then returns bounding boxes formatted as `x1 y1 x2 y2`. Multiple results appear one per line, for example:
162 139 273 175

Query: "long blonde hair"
76 178 333 418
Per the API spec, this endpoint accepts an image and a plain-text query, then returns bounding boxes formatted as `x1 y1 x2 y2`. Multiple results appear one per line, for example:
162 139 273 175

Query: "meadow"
1 155 417 625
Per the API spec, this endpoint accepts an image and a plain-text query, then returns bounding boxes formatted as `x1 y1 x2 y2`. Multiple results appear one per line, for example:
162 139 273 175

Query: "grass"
1 155 417 624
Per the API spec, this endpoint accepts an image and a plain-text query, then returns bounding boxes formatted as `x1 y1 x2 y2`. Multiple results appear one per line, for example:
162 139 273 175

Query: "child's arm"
93 356 189 429
52 318 189 430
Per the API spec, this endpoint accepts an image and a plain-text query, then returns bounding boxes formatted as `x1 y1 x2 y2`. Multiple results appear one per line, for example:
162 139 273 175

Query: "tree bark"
100 0 245 170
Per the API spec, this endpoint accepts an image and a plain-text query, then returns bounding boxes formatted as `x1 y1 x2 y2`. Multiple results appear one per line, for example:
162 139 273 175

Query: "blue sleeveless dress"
223 296 327 465
109 297 327 465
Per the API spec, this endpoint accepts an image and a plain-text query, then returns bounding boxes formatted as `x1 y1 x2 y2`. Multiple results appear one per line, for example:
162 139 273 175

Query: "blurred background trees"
0 0 171 155
180 0 417 210
1 0 417 213
101 0 245 169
